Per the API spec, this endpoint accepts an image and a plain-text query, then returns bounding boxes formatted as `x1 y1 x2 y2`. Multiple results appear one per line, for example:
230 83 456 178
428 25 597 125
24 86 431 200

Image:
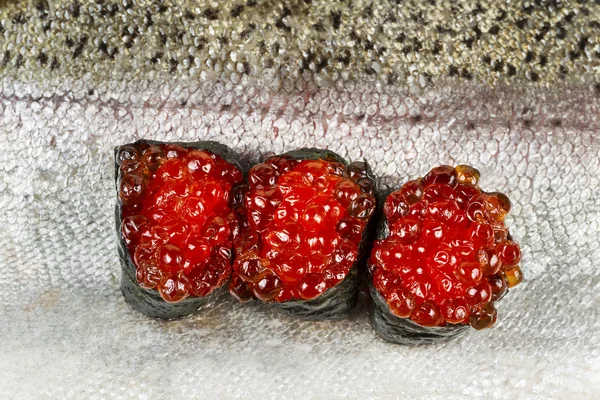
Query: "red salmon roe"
368 165 523 329
117 142 243 303
230 156 375 303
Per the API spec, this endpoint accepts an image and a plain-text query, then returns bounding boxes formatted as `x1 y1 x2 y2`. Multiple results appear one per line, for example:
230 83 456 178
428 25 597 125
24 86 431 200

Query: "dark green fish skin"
0 0 599 88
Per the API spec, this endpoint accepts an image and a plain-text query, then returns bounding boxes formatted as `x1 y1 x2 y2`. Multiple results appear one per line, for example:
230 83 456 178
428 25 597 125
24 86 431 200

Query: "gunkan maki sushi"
368 165 524 345
228 149 377 320
115 140 244 319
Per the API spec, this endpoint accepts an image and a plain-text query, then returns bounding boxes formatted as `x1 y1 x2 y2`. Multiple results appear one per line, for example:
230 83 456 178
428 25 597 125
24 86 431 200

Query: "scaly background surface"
0 1 599 399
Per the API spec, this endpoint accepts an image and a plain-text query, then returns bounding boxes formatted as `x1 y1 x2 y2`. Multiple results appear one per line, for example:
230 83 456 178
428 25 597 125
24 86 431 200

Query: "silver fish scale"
1 74 599 399
1 0 600 398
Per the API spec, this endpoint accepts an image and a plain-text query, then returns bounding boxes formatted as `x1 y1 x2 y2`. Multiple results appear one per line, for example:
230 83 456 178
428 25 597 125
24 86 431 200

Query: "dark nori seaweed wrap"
368 196 469 344
274 263 360 320
275 149 375 319
230 148 377 320
115 139 243 320
369 280 469 345
368 165 523 344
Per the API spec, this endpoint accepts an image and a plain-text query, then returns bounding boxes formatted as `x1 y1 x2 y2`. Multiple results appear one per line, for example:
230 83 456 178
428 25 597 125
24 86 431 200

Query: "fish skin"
0 1 600 399
0 0 599 86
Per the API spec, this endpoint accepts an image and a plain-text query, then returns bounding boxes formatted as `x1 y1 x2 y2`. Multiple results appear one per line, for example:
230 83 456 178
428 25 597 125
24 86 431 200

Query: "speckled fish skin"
1 1 600 399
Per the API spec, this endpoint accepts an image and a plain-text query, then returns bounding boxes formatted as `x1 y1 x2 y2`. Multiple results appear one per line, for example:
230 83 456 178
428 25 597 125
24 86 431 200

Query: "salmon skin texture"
0 1 599 399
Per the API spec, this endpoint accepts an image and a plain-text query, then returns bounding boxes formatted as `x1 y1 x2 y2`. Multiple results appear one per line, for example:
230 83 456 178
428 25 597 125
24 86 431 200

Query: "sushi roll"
229 149 377 320
368 165 524 345
115 140 244 319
